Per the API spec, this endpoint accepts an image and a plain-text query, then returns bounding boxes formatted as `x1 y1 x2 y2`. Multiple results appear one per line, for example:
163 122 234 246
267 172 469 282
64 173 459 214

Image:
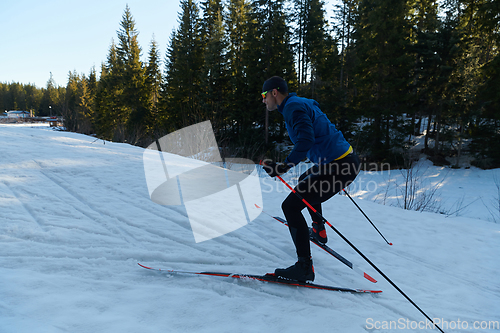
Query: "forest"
1 0 499 168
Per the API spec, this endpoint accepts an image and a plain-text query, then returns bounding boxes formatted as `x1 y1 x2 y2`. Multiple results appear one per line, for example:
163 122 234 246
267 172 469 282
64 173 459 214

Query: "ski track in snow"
0 124 499 333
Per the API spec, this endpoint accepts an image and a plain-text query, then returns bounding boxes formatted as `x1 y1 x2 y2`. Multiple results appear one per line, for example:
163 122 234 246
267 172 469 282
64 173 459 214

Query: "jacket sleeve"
284 109 315 165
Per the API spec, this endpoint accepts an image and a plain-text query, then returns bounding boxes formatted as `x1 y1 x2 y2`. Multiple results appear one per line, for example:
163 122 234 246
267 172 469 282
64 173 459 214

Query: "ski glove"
262 161 291 178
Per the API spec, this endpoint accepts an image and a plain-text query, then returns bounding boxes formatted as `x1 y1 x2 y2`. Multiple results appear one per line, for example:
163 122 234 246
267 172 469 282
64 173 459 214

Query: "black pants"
281 153 360 258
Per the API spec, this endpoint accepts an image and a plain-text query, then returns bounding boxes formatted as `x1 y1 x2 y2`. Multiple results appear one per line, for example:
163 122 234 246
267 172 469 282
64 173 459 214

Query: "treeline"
1 0 499 168
0 76 65 118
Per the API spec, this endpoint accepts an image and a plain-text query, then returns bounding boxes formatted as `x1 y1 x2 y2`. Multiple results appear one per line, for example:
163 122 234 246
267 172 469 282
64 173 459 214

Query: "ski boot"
275 257 315 282
311 221 328 244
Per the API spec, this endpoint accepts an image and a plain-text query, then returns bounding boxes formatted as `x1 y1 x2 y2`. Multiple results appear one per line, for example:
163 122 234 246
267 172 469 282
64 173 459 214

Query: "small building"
7 110 31 118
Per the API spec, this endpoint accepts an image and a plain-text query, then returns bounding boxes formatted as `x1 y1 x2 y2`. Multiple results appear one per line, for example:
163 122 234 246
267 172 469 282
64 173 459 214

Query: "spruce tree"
83 66 97 132
199 0 229 134
95 41 121 140
334 0 356 91
71 68 97 135
412 0 440 143
351 0 415 161
298 0 344 130
24 83 43 115
248 0 297 145
145 36 162 137
64 71 80 131
41 73 62 117
116 5 148 144
226 0 251 137
292 0 308 87
93 5 148 143
458 0 500 167
304 0 330 86
162 0 203 130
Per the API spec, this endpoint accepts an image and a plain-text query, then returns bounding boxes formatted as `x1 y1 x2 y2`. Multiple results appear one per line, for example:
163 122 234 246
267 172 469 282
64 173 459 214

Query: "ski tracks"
0 177 46 239
34 160 142 246
29 160 270 268
373 237 500 296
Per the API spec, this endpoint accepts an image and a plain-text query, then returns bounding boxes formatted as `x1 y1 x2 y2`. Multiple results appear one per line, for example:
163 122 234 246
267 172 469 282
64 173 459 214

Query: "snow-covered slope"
1 124 499 333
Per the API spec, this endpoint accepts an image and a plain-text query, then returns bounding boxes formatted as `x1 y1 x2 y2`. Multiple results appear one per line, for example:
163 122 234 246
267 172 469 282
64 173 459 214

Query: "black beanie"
262 76 288 93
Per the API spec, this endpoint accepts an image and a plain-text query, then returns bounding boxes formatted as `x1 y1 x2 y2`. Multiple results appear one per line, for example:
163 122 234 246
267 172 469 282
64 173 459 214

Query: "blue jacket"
277 93 351 165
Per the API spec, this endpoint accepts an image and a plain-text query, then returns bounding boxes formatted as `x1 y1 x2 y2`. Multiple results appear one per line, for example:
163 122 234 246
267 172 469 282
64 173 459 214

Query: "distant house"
7 110 31 118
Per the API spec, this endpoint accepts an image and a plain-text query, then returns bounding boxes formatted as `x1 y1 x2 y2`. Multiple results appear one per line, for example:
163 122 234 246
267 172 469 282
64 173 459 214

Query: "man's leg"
301 155 361 243
281 193 311 258
276 156 360 281
277 192 315 282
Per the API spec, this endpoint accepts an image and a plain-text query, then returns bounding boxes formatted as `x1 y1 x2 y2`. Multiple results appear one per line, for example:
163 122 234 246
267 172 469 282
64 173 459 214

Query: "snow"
1 123 499 333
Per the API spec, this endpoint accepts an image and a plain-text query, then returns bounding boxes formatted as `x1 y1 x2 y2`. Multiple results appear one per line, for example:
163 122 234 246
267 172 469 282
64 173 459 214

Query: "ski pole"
275 174 445 333
342 188 393 245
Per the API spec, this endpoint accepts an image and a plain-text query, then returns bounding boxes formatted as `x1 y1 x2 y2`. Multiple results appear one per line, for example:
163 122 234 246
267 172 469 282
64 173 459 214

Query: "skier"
261 76 360 282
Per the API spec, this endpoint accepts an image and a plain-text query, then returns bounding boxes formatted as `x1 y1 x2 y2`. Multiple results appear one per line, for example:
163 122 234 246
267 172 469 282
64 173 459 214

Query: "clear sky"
1 0 181 88
1 0 338 89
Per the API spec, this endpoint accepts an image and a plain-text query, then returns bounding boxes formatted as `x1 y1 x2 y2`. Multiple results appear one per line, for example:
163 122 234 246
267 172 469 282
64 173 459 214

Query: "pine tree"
293 0 308 87
145 36 162 137
95 41 121 140
62 70 93 134
334 0 356 92
64 71 80 131
351 0 415 160
162 0 203 130
458 0 500 167
199 0 229 133
412 0 441 142
116 5 148 144
248 0 297 144
226 0 251 135
74 68 97 135
41 73 62 117
24 83 43 115
84 66 97 131
298 0 343 129
304 0 329 86
93 5 149 143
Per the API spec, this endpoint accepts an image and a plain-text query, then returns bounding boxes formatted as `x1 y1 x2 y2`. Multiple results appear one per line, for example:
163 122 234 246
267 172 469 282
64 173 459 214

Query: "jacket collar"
277 93 296 114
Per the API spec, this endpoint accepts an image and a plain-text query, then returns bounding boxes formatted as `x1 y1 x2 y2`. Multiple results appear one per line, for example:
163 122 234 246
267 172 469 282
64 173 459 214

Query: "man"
261 76 360 282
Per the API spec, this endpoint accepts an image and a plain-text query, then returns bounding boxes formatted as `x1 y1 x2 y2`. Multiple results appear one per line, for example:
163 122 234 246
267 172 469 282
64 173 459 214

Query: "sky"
1 0 181 88
1 0 338 89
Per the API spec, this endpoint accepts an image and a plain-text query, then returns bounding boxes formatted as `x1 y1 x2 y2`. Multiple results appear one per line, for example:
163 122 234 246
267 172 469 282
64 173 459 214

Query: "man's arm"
284 109 315 165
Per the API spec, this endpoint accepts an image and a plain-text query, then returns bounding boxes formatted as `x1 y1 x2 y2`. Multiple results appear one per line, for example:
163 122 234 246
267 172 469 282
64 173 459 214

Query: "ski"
138 263 382 293
255 205 377 283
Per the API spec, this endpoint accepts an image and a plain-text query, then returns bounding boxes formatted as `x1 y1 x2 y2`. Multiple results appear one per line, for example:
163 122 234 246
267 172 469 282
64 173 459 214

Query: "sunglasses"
261 87 279 99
